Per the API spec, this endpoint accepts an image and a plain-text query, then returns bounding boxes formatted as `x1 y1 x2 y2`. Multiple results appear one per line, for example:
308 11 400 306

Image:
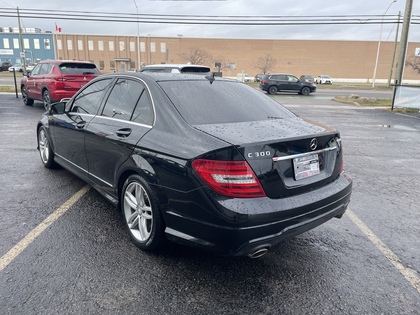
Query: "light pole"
133 0 141 70
372 0 397 88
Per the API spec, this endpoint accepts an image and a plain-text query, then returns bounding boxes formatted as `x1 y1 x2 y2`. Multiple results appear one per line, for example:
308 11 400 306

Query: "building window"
98 41 104 51
3 38 10 49
34 39 40 49
228 62 236 70
44 39 51 49
150 42 155 53
78 40 83 50
119 41 125 51
23 38 30 49
130 61 135 70
67 39 73 50
109 41 114 51
99 60 104 70
130 42 135 52
88 40 94 51
13 38 19 49
140 42 145 52
57 39 62 50
160 43 166 53
110 60 115 71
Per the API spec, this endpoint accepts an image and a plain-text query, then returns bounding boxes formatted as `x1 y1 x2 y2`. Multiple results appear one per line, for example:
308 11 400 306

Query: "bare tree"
179 47 212 65
252 54 277 74
405 55 420 74
213 57 228 72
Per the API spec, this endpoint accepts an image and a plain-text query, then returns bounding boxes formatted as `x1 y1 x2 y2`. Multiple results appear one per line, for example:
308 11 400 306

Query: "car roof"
101 72 236 84
38 59 95 65
142 64 208 69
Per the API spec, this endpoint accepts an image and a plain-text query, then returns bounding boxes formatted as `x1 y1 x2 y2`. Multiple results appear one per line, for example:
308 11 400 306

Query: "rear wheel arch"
120 173 166 250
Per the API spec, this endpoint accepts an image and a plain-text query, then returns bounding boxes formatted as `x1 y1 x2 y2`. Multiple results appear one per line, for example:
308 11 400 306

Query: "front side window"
70 79 113 115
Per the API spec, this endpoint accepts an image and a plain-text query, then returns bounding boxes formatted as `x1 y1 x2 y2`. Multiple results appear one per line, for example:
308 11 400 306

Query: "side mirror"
23 70 31 77
50 102 66 115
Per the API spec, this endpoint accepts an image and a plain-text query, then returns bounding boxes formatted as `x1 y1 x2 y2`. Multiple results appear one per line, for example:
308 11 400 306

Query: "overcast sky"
2 0 420 42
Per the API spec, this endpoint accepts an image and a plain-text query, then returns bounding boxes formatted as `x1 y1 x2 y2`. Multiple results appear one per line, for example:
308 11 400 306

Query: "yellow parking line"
0 185 91 271
347 209 420 294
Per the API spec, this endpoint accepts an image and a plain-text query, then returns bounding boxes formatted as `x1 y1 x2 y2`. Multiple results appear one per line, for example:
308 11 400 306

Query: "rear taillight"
261 79 267 84
192 159 266 198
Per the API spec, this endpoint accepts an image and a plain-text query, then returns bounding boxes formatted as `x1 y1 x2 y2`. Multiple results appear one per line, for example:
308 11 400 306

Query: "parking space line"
0 185 91 271
347 209 420 294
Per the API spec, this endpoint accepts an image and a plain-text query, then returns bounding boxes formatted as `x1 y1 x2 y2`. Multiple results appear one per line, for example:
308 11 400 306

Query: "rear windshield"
58 63 100 75
159 80 295 125
180 66 210 74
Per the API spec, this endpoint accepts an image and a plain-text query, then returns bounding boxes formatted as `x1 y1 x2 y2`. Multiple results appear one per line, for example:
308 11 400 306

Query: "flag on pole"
55 23 62 33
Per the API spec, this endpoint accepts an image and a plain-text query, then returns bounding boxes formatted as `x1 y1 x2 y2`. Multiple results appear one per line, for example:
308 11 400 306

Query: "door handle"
116 128 132 137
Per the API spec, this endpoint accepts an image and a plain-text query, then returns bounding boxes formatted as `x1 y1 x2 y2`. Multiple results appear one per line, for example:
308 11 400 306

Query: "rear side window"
101 78 154 125
102 78 144 121
58 63 100 75
159 80 295 125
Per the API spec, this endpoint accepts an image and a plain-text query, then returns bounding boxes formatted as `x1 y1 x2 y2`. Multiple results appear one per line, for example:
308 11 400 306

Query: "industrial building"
1 27 420 83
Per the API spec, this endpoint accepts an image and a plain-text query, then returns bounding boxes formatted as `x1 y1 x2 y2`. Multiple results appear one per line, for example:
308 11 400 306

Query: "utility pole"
388 11 401 88
395 0 413 85
17 7 26 72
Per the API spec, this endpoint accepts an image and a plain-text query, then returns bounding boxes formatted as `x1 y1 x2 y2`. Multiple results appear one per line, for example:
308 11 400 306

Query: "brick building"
2 28 420 82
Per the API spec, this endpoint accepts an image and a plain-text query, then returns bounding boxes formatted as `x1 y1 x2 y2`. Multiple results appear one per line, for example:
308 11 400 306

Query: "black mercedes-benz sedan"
37 72 352 258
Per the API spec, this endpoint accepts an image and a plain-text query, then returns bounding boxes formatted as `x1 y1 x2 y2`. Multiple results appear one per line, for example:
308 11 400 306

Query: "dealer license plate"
293 154 320 180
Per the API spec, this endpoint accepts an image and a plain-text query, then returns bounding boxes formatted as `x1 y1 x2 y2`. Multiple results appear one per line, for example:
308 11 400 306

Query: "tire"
38 126 57 169
121 174 165 251
268 86 278 95
22 86 34 106
42 90 51 110
301 87 311 96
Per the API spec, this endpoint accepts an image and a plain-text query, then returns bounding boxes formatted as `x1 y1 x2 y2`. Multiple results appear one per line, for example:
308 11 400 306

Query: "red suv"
21 60 100 109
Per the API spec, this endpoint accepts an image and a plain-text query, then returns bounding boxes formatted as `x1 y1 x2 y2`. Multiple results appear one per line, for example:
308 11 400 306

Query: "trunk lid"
194 117 343 198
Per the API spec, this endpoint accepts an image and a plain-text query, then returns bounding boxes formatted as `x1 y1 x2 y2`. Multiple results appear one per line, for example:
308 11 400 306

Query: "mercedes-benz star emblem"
310 138 318 151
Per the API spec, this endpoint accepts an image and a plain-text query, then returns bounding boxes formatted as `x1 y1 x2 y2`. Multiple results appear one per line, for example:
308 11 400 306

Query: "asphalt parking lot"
0 92 419 314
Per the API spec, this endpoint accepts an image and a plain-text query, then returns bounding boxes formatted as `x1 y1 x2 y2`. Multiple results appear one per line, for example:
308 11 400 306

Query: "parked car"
236 73 252 82
141 64 211 74
26 63 36 72
254 74 264 82
8 63 23 72
315 75 333 84
260 73 316 96
300 75 314 83
0 61 12 72
21 60 101 110
37 72 352 258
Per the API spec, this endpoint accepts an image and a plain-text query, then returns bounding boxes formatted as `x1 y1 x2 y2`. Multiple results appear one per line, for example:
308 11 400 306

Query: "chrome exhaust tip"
248 248 269 259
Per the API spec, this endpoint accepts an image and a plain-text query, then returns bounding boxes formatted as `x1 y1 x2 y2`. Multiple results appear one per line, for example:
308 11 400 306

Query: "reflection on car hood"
193 117 335 145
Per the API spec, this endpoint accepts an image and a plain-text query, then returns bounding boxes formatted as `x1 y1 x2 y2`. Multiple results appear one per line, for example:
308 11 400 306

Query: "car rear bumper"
162 172 352 256
49 90 77 102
